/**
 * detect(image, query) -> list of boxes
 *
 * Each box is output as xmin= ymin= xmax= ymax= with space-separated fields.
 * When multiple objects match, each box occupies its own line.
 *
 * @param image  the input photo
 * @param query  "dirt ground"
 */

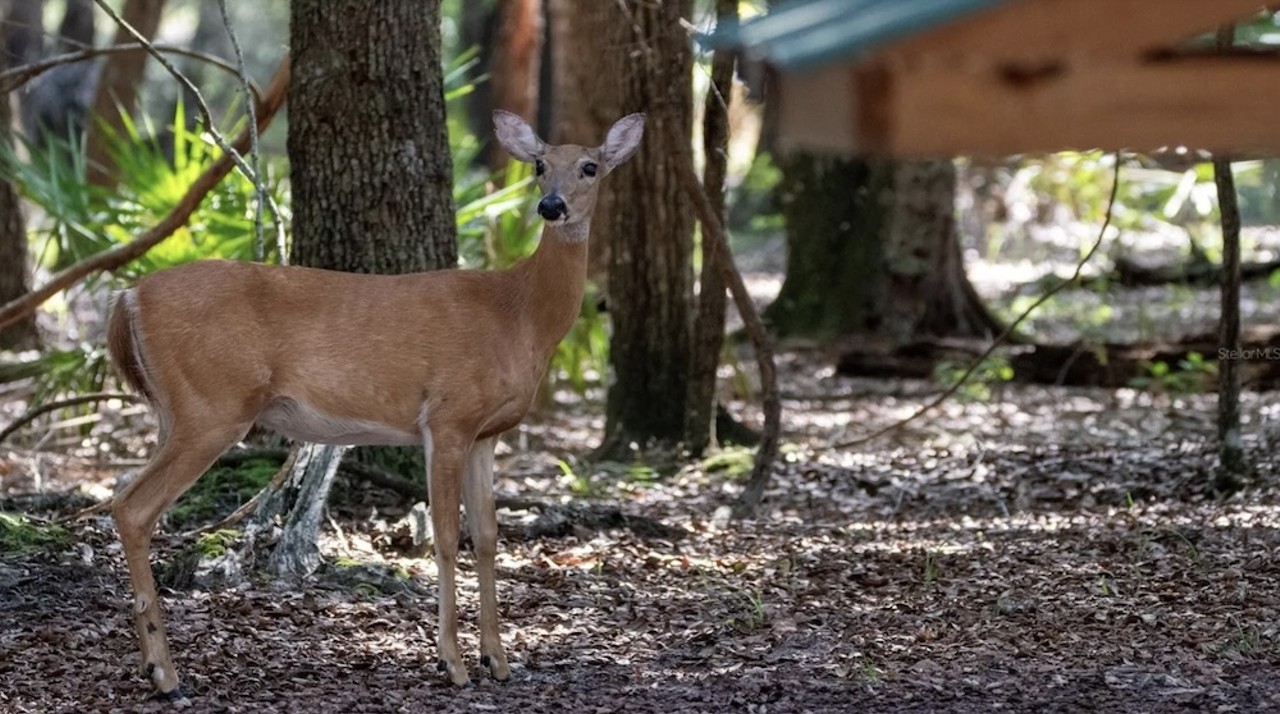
xmin=2 ymin=353 xmax=1279 ymax=713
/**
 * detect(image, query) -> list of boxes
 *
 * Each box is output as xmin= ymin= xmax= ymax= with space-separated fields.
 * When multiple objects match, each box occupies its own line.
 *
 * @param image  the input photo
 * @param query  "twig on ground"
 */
xmin=828 ymin=153 xmax=1124 ymax=450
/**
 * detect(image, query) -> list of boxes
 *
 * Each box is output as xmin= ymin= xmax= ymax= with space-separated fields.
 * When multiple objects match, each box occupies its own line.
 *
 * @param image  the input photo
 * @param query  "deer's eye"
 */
xmin=535 ymin=159 xmax=546 ymax=176
xmin=582 ymin=162 xmax=598 ymax=177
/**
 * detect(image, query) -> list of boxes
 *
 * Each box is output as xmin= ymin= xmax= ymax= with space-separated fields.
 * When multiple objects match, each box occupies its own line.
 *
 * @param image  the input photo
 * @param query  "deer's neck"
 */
xmin=518 ymin=219 xmax=591 ymax=359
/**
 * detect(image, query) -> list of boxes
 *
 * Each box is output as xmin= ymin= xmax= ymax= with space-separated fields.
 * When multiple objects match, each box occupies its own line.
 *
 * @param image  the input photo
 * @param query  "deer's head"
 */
xmin=493 ymin=111 xmax=645 ymax=231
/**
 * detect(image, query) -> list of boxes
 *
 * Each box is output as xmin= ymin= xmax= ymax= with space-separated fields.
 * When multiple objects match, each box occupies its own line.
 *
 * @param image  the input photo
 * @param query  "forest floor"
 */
xmin=2 ymin=352 xmax=1279 ymax=713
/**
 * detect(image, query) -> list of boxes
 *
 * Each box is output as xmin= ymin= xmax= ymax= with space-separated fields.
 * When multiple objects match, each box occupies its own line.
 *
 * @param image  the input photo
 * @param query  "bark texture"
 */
xmin=289 ymin=0 xmax=456 ymax=273
xmin=547 ymin=0 xmax=612 ymax=287
xmin=84 ymin=0 xmax=166 ymax=187
xmin=1 ymin=16 xmax=39 ymax=350
xmin=588 ymin=0 xmax=696 ymax=458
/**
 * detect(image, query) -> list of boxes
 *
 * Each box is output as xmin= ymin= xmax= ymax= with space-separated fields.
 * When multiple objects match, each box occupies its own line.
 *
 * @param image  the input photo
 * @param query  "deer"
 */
xmin=105 ymin=110 xmax=645 ymax=699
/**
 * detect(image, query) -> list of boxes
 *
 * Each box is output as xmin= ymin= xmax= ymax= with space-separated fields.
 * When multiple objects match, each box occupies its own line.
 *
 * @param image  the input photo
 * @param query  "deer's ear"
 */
xmin=600 ymin=113 xmax=645 ymax=171
xmin=493 ymin=110 xmax=545 ymax=163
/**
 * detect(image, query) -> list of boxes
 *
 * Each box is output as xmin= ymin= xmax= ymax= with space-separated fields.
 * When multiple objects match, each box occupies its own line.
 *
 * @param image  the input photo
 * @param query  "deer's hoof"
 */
xmin=480 ymin=653 xmax=510 ymax=681
xmin=436 ymin=658 xmax=471 ymax=687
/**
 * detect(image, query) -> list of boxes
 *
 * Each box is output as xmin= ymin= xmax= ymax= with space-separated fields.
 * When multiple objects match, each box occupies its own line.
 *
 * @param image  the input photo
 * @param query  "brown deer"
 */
xmin=106 ymin=110 xmax=644 ymax=698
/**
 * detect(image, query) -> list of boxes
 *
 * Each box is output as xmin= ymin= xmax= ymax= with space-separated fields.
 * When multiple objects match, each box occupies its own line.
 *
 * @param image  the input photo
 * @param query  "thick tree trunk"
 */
xmin=84 ymin=0 xmax=166 ymax=187
xmin=685 ymin=0 xmax=736 ymax=457
xmin=766 ymin=156 xmax=998 ymax=344
xmin=289 ymin=0 xmax=455 ymax=273
xmin=765 ymin=154 xmax=894 ymax=340
xmin=887 ymin=160 xmax=1001 ymax=340
xmin=1 ymin=19 xmax=39 ymax=351
xmin=590 ymin=0 xmax=696 ymax=459
xmin=251 ymin=0 xmax=456 ymax=579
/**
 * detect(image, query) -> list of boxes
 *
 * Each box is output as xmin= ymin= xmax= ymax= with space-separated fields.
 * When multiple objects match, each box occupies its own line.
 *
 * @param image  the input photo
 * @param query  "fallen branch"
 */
xmin=0 ymin=392 xmax=141 ymax=445
xmin=829 ymin=154 xmax=1123 ymax=450
xmin=0 ymin=56 xmax=290 ymax=334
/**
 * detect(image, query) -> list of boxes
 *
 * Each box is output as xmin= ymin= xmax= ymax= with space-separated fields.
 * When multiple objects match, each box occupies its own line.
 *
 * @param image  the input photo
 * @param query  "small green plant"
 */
xmin=726 ymin=588 xmax=767 ymax=633
xmin=933 ymin=356 xmax=1014 ymax=402
xmin=0 ymin=513 xmax=72 ymax=556
xmin=1130 ymin=351 xmax=1217 ymax=394
xmin=699 ymin=447 xmax=756 ymax=479
xmin=922 ymin=550 xmax=941 ymax=587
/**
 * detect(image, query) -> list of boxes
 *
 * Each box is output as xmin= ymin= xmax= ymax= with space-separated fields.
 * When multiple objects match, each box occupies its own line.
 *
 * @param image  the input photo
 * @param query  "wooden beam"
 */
xmin=887 ymin=0 xmax=1274 ymax=65
xmin=870 ymin=56 xmax=1280 ymax=156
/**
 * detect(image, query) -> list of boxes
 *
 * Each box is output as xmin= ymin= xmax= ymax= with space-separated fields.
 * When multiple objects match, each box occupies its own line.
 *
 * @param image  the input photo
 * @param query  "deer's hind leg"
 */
xmin=112 ymin=408 xmax=254 ymax=698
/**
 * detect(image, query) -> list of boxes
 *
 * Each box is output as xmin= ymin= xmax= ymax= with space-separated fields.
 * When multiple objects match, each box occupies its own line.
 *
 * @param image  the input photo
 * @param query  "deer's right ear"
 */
xmin=493 ymin=110 xmax=545 ymax=164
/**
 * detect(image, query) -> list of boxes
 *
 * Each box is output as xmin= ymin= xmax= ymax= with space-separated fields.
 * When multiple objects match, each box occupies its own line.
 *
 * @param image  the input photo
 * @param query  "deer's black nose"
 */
xmin=537 ymin=194 xmax=567 ymax=221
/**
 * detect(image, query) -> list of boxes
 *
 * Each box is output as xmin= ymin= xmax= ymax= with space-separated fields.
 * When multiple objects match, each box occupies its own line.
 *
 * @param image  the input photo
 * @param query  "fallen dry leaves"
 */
xmin=2 ymin=358 xmax=1278 ymax=713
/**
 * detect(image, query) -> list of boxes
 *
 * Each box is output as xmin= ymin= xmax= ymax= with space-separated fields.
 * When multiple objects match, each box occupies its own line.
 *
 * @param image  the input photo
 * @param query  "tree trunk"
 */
xmin=3 ymin=1 xmax=43 ymax=69
xmin=547 ymin=0 xmax=613 ymax=289
xmin=1 ymin=17 xmax=39 ymax=351
xmin=251 ymin=0 xmax=456 ymax=579
xmin=766 ymin=156 xmax=999 ymax=344
xmin=765 ymin=154 xmax=894 ymax=340
xmin=19 ymin=0 xmax=96 ymax=150
xmin=56 ymin=0 xmax=95 ymax=51
xmin=84 ymin=0 xmax=166 ymax=188
xmin=685 ymin=0 xmax=736 ymax=456
xmin=289 ymin=0 xmax=455 ymax=273
xmin=588 ymin=0 xmax=696 ymax=459
xmin=466 ymin=0 xmax=543 ymax=173
xmin=886 ymin=160 xmax=1001 ymax=340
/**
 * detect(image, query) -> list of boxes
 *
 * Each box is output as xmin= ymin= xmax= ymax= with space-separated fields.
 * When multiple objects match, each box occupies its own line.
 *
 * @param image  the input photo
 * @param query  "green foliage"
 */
xmin=1129 ymin=351 xmax=1217 ymax=395
xmin=0 ymin=513 xmax=72 ymax=557
xmin=699 ymin=447 xmax=756 ymax=478
xmin=5 ymin=101 xmax=285 ymax=283
xmin=933 ymin=356 xmax=1014 ymax=402
xmin=727 ymin=151 xmax=784 ymax=235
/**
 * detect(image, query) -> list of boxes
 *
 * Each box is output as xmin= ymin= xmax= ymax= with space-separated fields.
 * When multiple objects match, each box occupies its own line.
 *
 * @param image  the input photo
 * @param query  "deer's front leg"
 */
xmin=426 ymin=427 xmax=469 ymax=686
xmin=463 ymin=437 xmax=509 ymax=680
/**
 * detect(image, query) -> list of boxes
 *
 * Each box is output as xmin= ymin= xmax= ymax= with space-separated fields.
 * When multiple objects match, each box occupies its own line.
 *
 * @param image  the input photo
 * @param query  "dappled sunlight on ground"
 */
xmin=2 ymin=349 xmax=1279 ymax=712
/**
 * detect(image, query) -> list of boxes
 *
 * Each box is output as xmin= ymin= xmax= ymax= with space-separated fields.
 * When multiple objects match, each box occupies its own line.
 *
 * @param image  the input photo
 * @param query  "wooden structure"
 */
xmin=715 ymin=0 xmax=1280 ymax=155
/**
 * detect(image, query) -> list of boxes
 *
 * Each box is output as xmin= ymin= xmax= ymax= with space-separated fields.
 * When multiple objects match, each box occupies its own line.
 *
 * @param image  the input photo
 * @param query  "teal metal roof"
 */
xmin=711 ymin=0 xmax=1009 ymax=71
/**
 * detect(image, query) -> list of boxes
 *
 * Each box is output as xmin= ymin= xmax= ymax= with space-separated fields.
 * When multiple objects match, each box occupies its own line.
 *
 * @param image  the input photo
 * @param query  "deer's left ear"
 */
xmin=600 ymin=113 xmax=645 ymax=171
xmin=493 ymin=110 xmax=546 ymax=163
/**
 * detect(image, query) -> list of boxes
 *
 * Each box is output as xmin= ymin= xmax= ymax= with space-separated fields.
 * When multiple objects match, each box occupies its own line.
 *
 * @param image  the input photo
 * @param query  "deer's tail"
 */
xmin=107 ymin=290 xmax=153 ymax=403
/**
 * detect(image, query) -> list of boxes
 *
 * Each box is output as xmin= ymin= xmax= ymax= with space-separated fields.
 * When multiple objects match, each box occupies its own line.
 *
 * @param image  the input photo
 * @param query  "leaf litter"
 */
xmin=1 ymin=353 xmax=1279 ymax=713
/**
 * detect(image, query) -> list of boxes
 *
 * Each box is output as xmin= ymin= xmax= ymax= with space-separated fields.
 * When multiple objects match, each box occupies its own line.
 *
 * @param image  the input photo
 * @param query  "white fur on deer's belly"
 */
xmin=256 ymin=397 xmax=419 ymax=446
